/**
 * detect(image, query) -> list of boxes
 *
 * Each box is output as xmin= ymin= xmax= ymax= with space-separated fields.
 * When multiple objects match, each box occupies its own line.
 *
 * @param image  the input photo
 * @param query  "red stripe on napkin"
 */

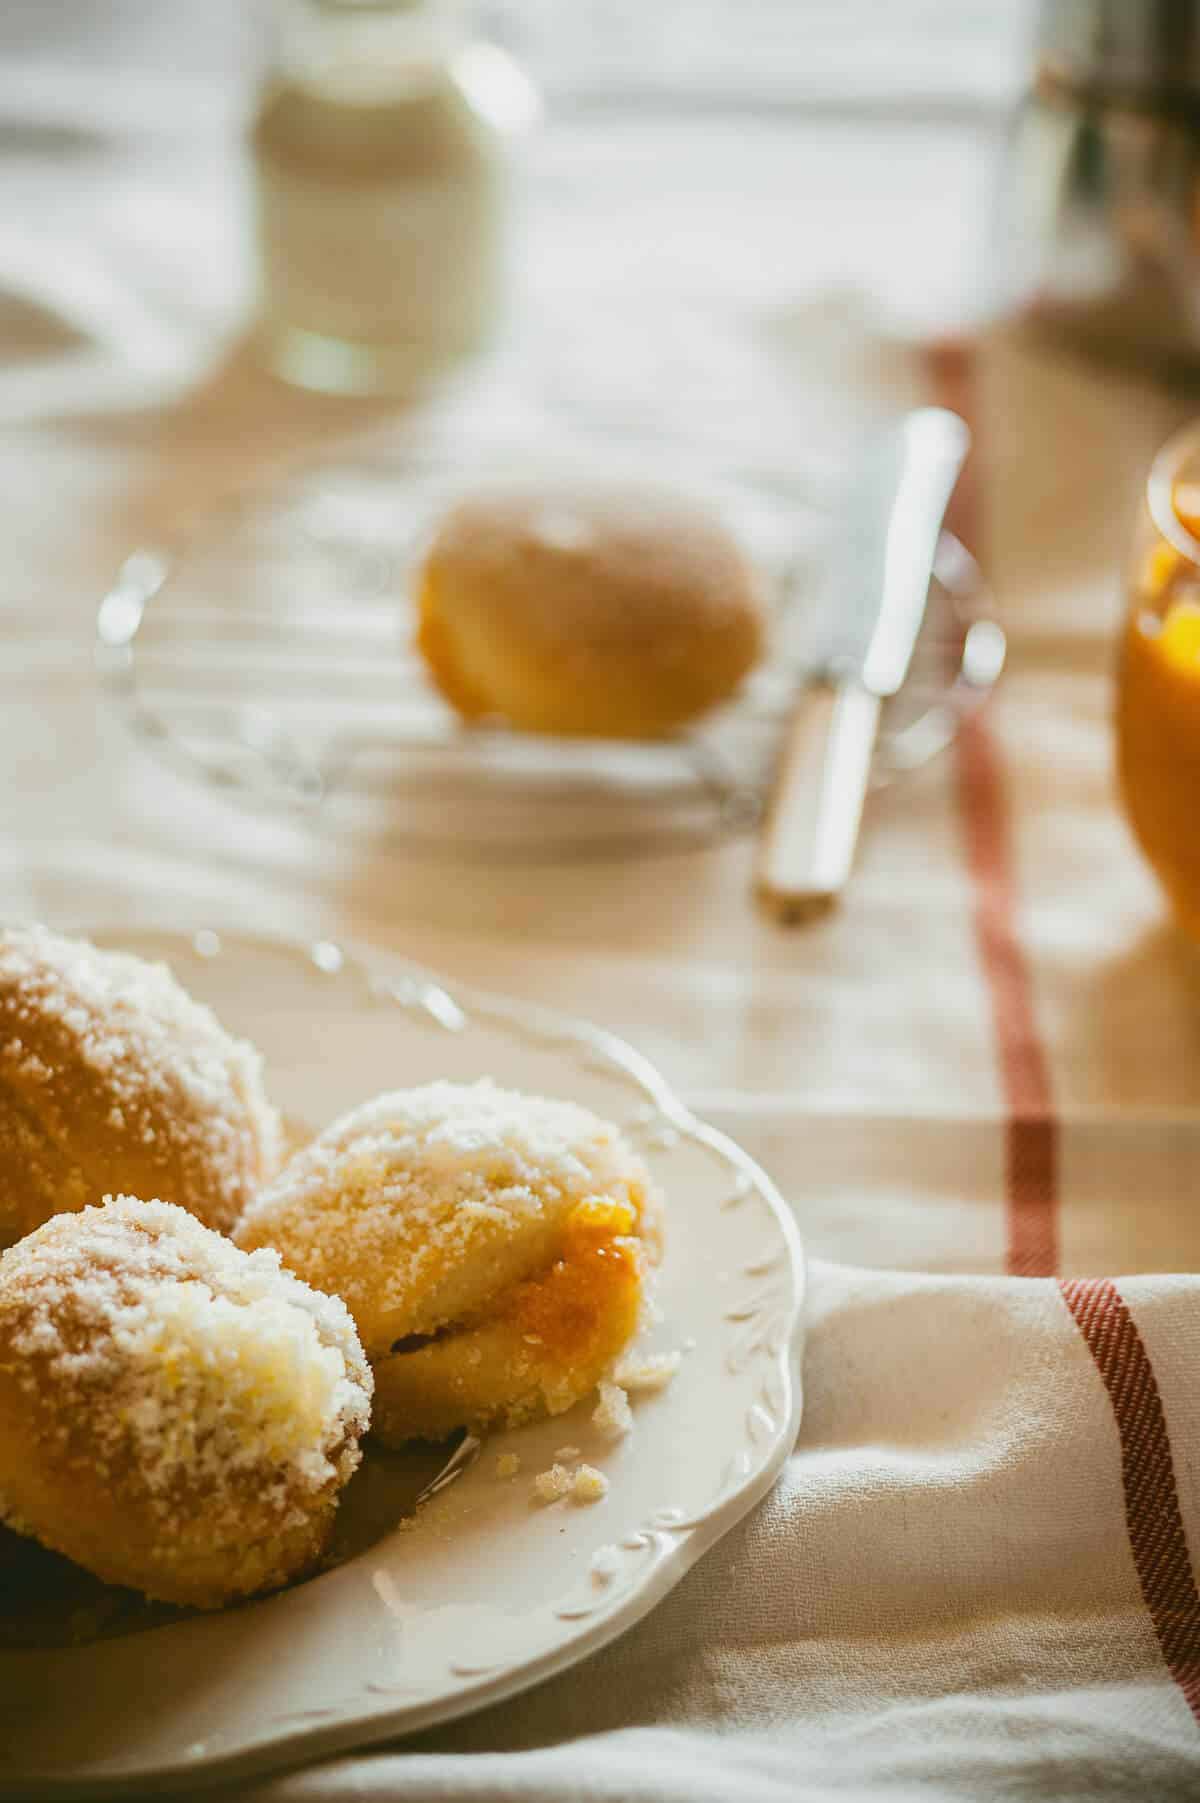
xmin=924 ymin=338 xmax=1059 ymax=1277
xmin=1060 ymin=1277 xmax=1200 ymax=1721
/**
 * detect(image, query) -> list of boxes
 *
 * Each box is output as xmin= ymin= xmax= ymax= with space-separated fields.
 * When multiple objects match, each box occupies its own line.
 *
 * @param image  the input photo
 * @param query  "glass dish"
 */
xmin=96 ymin=424 xmax=1004 ymax=863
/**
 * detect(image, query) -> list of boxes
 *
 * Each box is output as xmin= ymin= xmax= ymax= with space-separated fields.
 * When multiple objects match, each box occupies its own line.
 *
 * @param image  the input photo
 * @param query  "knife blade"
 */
xmin=755 ymin=406 xmax=970 ymax=923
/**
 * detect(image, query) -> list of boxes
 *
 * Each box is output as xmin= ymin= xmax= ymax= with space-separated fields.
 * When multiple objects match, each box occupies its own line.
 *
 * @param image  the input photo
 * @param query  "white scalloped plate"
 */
xmin=0 ymin=929 xmax=804 ymax=1799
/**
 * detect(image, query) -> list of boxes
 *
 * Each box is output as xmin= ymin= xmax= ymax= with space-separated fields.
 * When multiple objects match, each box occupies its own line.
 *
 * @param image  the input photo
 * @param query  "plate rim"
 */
xmin=1 ymin=924 xmax=806 ymax=1800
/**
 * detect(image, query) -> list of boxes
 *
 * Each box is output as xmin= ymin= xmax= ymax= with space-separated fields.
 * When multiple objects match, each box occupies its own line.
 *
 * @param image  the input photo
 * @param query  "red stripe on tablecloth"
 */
xmin=955 ymin=714 xmax=1058 ymax=1276
xmin=924 ymin=339 xmax=1059 ymax=1277
xmin=1061 ymin=1277 xmax=1200 ymax=1721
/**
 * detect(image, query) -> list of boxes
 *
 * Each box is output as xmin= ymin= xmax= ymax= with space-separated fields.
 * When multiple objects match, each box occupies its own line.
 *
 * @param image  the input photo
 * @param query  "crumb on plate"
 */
xmin=592 ymin=1380 xmax=633 ymax=1437
xmin=532 ymin=1461 xmax=609 ymax=1506
xmin=614 ymin=1350 xmax=681 ymax=1394
xmin=571 ymin=1464 xmax=608 ymax=1503
xmin=533 ymin=1463 xmax=573 ymax=1504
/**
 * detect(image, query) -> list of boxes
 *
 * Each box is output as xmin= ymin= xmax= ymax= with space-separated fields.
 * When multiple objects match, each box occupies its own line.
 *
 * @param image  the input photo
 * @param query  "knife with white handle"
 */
xmin=755 ymin=406 xmax=970 ymax=923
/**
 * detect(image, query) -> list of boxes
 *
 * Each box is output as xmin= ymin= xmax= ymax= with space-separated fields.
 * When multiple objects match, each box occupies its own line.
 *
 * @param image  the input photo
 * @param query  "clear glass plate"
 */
xmin=96 ymin=423 xmax=1004 ymax=862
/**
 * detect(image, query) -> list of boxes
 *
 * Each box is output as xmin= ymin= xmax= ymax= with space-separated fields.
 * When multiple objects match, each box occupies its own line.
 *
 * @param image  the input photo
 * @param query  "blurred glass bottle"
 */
xmin=251 ymin=0 xmax=536 ymax=396
xmin=994 ymin=0 xmax=1200 ymax=374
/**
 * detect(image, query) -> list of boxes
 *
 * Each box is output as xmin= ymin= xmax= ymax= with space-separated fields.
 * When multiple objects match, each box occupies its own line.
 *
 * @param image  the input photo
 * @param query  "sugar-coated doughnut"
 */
xmin=235 ymin=1079 xmax=662 ymax=1442
xmin=0 ymin=1196 xmax=372 ymax=1608
xmin=415 ymin=483 xmax=766 ymax=738
xmin=0 ymin=925 xmax=282 ymax=1248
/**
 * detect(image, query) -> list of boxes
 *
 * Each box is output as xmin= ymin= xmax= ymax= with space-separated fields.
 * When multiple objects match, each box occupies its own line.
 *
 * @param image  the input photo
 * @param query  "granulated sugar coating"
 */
xmin=237 ymin=1080 xmax=663 ymax=1443
xmin=0 ymin=1196 xmax=371 ymax=1609
xmin=236 ymin=1079 xmax=661 ymax=1358
xmin=0 ymin=925 xmax=282 ymax=1247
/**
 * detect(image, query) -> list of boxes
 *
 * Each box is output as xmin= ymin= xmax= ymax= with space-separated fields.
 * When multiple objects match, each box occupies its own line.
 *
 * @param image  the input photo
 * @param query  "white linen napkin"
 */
xmin=193 ymin=1256 xmax=1200 ymax=1803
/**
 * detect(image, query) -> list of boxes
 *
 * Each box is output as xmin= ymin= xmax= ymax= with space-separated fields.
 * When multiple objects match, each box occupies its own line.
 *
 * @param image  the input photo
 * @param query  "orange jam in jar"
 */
xmin=1116 ymin=429 xmax=1200 ymax=937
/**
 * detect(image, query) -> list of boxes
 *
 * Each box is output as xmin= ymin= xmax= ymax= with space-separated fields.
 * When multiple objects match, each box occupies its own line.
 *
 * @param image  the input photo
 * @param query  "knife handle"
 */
xmin=755 ymin=680 xmax=882 ymax=923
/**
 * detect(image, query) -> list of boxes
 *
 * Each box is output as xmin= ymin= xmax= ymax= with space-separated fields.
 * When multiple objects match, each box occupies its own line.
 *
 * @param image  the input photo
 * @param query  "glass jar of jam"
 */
xmin=1116 ymin=421 xmax=1200 ymax=936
